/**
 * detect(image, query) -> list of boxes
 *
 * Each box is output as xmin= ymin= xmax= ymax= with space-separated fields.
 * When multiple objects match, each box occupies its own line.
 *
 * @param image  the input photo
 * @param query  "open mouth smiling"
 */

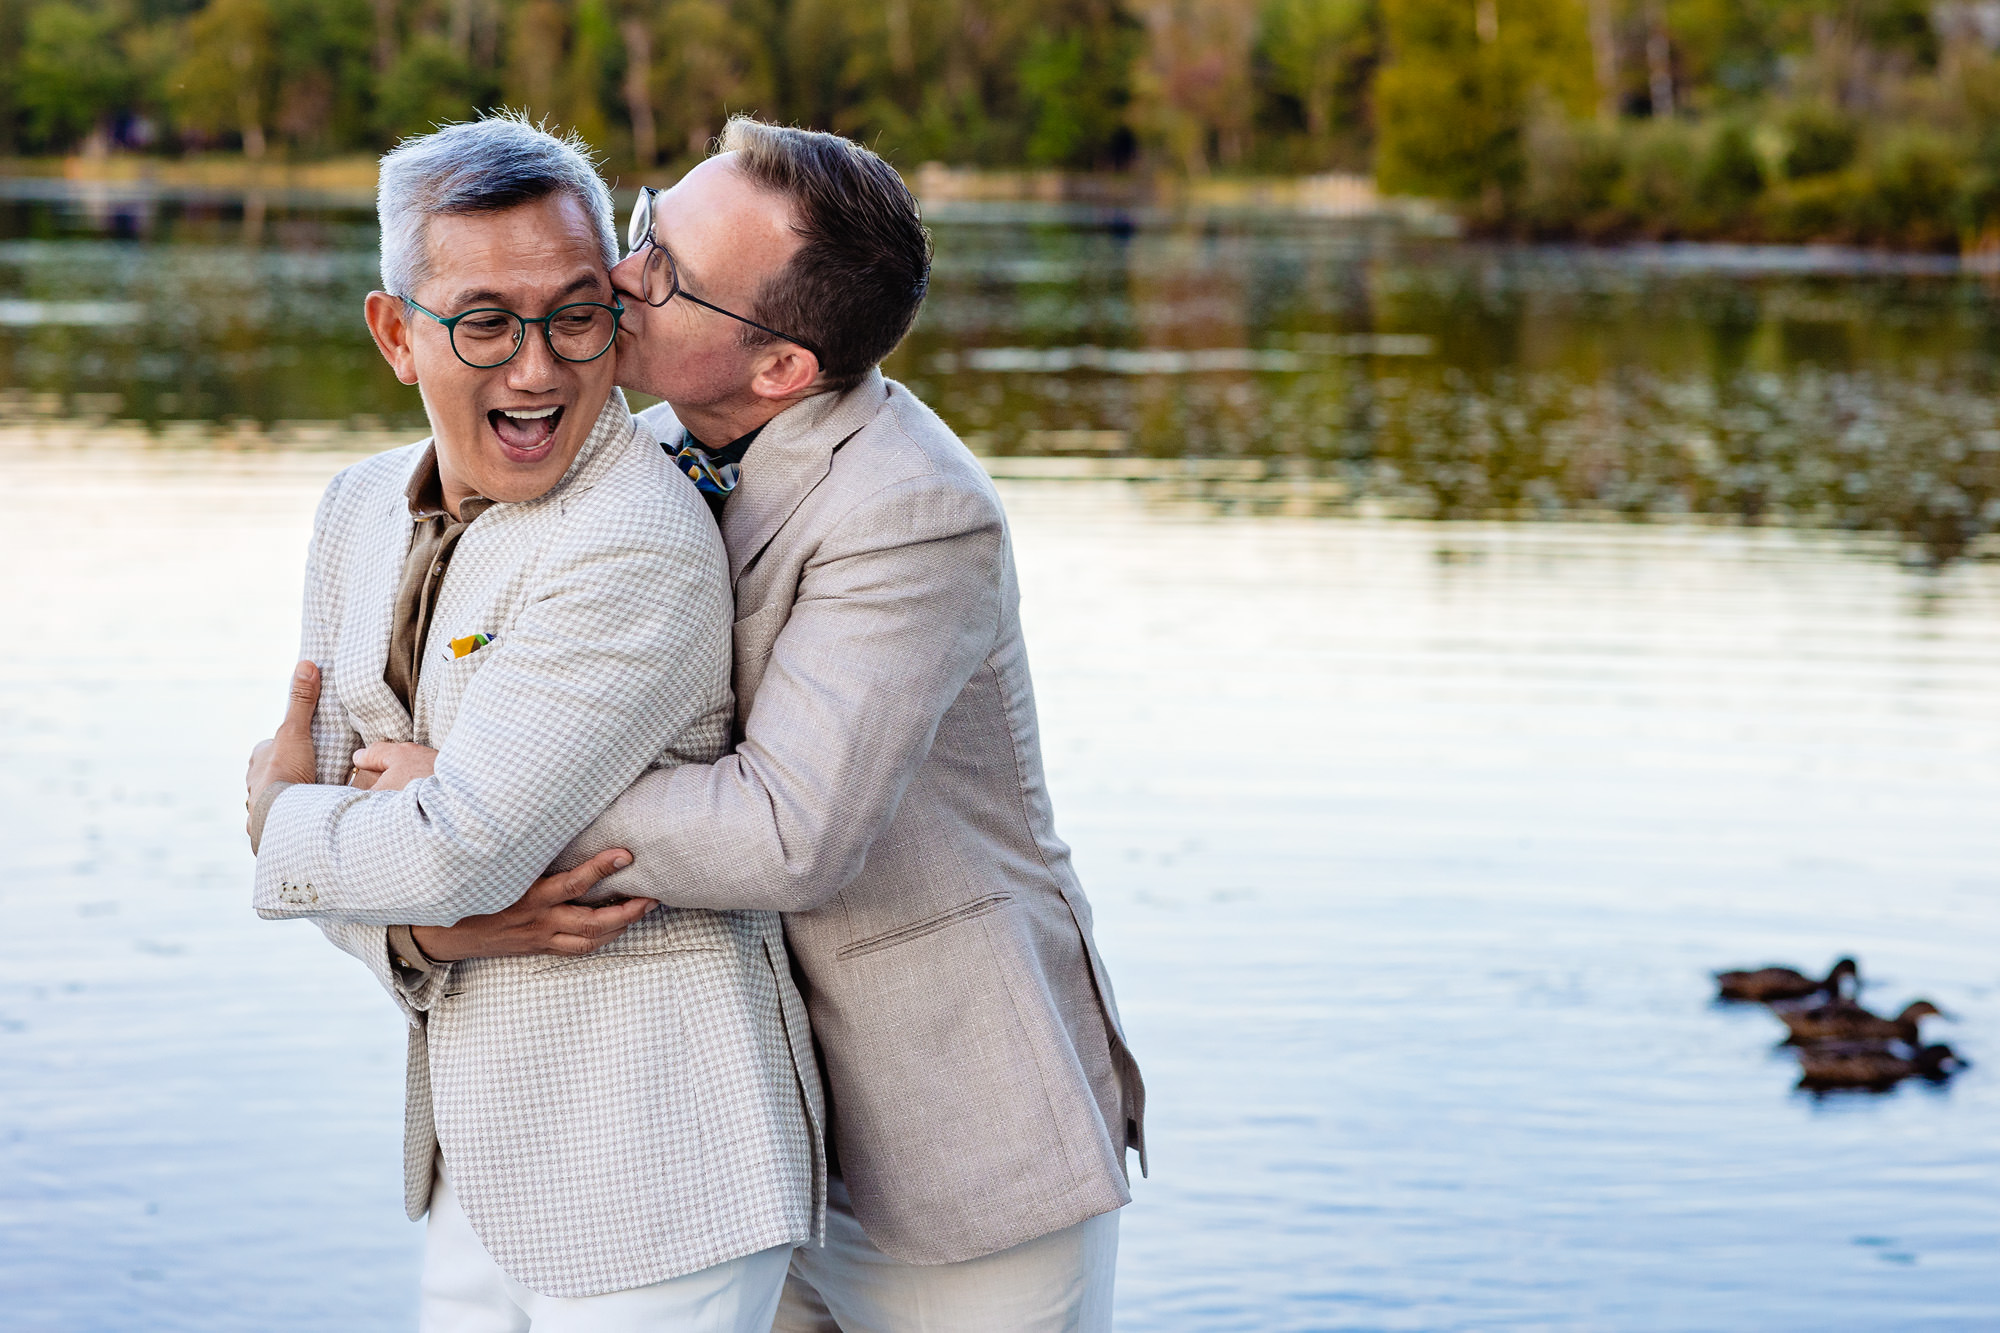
xmin=489 ymin=404 xmax=565 ymax=457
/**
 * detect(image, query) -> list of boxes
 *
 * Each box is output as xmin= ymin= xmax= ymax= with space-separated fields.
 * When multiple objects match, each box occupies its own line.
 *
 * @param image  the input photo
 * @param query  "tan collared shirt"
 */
xmin=382 ymin=447 xmax=492 ymax=974
xmin=251 ymin=444 xmax=490 ymax=977
xmin=385 ymin=444 xmax=494 ymax=714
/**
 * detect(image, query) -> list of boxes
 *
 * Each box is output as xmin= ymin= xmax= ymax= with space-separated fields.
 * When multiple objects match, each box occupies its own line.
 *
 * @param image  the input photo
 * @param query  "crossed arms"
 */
xmin=251 ymin=466 xmax=734 ymax=932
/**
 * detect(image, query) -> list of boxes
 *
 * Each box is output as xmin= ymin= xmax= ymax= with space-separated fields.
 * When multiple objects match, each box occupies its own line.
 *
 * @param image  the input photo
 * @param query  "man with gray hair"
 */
xmin=243 ymin=112 xmax=822 ymax=1330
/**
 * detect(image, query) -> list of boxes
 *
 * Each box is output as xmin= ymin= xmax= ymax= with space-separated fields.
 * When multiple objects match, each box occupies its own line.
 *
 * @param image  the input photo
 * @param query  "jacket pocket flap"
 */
xmin=836 ymin=893 xmax=1013 ymax=960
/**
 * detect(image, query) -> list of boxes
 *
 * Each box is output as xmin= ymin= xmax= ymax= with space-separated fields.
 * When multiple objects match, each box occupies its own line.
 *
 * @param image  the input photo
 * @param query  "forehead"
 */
xmin=656 ymin=156 xmax=798 ymax=277
xmin=418 ymin=194 xmax=608 ymax=304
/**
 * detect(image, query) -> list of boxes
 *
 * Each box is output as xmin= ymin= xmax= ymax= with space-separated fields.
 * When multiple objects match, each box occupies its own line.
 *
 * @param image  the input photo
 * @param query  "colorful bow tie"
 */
xmin=672 ymin=439 xmax=740 ymax=500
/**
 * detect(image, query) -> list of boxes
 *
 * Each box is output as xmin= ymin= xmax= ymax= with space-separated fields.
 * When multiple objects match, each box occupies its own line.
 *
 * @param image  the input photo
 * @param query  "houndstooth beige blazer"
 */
xmin=252 ymin=394 xmax=823 ymax=1298
xmin=556 ymin=372 xmax=1146 ymax=1266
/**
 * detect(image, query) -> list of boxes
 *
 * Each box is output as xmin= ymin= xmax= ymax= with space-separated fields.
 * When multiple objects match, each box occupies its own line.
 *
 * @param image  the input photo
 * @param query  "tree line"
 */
xmin=0 ymin=0 xmax=1995 ymax=246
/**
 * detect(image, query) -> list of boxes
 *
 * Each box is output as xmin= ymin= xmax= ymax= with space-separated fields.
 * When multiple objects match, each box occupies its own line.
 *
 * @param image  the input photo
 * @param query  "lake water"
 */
xmin=2 ymin=186 xmax=1999 ymax=1330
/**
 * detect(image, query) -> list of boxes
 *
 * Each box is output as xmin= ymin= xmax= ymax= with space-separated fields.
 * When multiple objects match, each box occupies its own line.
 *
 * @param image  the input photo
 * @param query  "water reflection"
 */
xmin=4 ymin=186 xmax=2000 ymax=558
xmin=3 ymin=445 xmax=1997 ymax=1329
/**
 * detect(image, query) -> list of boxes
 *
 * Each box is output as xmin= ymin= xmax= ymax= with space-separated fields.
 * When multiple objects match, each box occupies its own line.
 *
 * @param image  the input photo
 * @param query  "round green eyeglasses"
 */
xmin=401 ymin=296 xmax=625 ymax=369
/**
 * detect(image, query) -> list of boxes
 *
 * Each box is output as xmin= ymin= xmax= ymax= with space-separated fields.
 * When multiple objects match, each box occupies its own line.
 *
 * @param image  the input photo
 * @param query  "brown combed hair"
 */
xmin=719 ymin=117 xmax=933 ymax=393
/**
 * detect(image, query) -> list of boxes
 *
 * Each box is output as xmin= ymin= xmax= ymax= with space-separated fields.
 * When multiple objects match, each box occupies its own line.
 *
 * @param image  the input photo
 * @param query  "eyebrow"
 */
xmin=444 ymin=272 xmax=607 ymax=310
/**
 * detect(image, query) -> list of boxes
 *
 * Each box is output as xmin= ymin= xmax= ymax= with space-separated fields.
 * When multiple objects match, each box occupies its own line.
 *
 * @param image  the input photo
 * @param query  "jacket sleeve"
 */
xmin=251 ymin=495 xmax=734 ymax=926
xmin=257 ymin=471 xmax=442 ymax=1013
xmin=553 ymin=469 xmax=1005 ymax=913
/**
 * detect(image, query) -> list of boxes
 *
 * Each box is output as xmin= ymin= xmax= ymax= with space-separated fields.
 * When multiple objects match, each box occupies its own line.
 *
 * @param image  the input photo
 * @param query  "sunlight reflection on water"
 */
xmin=1 ymin=444 xmax=1998 ymax=1330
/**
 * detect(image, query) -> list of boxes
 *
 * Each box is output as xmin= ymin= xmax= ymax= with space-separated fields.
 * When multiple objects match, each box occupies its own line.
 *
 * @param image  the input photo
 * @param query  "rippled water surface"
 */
xmin=3 ymin=189 xmax=2000 ymax=1329
xmin=3 ymin=446 xmax=1998 ymax=1330
xmin=3 ymin=186 xmax=1999 ymax=556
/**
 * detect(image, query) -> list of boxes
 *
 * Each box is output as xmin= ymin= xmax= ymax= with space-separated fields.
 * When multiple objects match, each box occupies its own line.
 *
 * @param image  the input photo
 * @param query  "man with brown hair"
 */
xmin=342 ymin=116 xmax=1146 ymax=1331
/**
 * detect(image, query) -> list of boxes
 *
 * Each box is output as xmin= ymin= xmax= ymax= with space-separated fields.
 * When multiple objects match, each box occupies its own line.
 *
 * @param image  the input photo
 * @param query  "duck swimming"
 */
xmin=1782 ymin=999 xmax=1944 ymax=1045
xmin=1795 ymin=1041 xmax=1965 ymax=1091
xmin=1715 ymin=956 xmax=1859 ymax=1004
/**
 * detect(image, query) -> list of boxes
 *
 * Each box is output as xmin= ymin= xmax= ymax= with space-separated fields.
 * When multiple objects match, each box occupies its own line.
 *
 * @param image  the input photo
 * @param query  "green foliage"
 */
xmin=1258 ymin=0 xmax=1373 ymax=166
xmin=1522 ymin=113 xmax=1623 ymax=231
xmin=375 ymin=36 xmax=499 ymax=142
xmin=1781 ymin=102 xmax=1858 ymax=179
xmin=1696 ymin=120 xmax=1763 ymax=214
xmin=1664 ymin=0 xmax=1782 ymax=105
xmin=1610 ymin=118 xmax=1699 ymax=227
xmin=1021 ymin=16 xmax=1140 ymax=168
xmin=1484 ymin=1 xmax=2000 ymax=249
xmin=169 ymin=0 xmax=275 ymax=153
xmin=1375 ymin=0 xmax=1594 ymax=206
xmin=19 ymin=1 xmax=133 ymax=149
xmin=1861 ymin=130 xmax=1961 ymax=248
xmin=0 ymin=0 xmax=1993 ymax=255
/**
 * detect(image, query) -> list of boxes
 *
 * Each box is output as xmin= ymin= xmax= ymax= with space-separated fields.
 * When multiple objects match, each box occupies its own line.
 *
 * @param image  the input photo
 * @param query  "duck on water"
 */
xmin=1714 ymin=957 xmax=1859 ymax=1004
xmin=1782 ymin=999 xmax=1947 ymax=1046
xmin=1796 ymin=1042 xmax=1967 ymax=1092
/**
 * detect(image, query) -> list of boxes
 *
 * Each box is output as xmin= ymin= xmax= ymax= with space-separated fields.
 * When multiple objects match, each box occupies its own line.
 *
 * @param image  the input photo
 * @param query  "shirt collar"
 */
xmin=403 ymin=441 xmax=492 ymax=523
xmin=682 ymin=424 xmax=765 ymax=467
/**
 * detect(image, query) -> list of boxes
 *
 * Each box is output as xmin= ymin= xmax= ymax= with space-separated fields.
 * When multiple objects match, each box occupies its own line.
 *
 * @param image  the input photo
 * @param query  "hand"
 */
xmin=409 ymin=849 xmax=653 ymax=961
xmin=352 ymin=741 xmax=439 ymax=792
xmin=246 ymin=660 xmax=321 ymax=835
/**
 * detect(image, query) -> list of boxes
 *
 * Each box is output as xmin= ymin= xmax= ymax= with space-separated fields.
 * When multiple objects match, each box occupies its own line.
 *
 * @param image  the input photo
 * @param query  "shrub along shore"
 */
xmin=1507 ymin=105 xmax=2000 ymax=253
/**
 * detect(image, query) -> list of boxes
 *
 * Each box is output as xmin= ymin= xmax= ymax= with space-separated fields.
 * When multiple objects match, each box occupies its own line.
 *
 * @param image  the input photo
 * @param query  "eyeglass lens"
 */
xmin=627 ymin=189 xmax=677 ymax=308
xmin=451 ymin=306 xmax=618 ymax=368
xmin=640 ymin=245 xmax=675 ymax=306
xmin=625 ymin=188 xmax=652 ymax=255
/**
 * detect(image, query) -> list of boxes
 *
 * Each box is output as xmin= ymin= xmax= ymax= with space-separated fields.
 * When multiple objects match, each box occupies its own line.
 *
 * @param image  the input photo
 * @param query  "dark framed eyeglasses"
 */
xmin=401 ymin=296 xmax=625 ymax=369
xmin=626 ymin=186 xmax=823 ymax=361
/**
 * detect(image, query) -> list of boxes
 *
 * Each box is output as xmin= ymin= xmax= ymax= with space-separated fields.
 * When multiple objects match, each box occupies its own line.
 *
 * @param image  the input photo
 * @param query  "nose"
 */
xmin=609 ymin=251 xmax=646 ymax=301
xmin=504 ymin=321 xmax=563 ymax=391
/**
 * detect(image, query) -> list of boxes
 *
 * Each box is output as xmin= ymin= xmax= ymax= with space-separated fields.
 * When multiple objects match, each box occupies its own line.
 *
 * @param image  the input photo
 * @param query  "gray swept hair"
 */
xmin=377 ymin=110 xmax=619 ymax=300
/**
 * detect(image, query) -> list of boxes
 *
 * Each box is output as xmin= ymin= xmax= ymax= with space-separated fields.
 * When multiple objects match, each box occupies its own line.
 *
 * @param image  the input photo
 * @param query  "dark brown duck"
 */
xmin=1796 ymin=1041 xmax=1964 ymax=1091
xmin=1714 ymin=956 xmax=1858 ymax=1004
xmin=1782 ymin=999 xmax=1944 ymax=1045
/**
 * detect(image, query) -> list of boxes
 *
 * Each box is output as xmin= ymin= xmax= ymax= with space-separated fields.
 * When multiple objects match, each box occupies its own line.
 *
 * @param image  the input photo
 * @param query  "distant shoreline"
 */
xmin=5 ymin=156 xmax=1992 ymax=260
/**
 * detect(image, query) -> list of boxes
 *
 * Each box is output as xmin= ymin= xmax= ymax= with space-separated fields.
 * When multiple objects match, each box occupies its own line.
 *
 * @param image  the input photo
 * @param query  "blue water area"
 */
xmin=2 ymin=444 xmax=1997 ymax=1330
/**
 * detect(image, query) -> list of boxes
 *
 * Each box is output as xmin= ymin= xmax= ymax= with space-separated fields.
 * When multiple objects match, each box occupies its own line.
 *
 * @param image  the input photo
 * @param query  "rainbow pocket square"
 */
xmin=448 ymin=632 xmax=493 ymax=659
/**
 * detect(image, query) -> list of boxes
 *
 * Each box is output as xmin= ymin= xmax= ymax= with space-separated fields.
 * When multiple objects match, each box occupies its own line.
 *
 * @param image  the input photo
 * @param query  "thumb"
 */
xmin=277 ymin=660 xmax=320 ymax=738
xmin=539 ymin=848 xmax=634 ymax=902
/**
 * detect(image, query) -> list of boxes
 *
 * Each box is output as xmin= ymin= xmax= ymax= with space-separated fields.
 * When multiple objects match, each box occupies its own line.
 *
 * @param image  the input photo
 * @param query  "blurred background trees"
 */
xmin=0 ymin=0 xmax=1994 ymax=247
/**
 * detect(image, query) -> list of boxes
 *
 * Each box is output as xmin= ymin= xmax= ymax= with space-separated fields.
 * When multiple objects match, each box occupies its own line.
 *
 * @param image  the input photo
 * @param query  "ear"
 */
xmin=748 ymin=343 xmax=822 ymax=402
xmin=364 ymin=291 xmax=420 ymax=386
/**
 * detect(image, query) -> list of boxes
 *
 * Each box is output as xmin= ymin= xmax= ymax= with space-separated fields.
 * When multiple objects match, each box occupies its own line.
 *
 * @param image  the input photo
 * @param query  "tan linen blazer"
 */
xmin=559 ymin=372 xmax=1146 ymax=1265
xmin=252 ymin=396 xmax=824 ymax=1297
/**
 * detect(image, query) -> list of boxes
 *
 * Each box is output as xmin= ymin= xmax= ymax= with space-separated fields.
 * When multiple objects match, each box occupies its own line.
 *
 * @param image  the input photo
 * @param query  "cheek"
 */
xmin=644 ymin=313 xmax=736 ymax=383
xmin=670 ymin=342 xmax=749 ymax=396
xmin=415 ymin=367 xmax=489 ymax=454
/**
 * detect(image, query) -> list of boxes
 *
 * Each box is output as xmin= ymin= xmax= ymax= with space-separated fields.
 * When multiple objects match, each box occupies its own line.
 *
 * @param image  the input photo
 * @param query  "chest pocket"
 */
xmin=416 ymin=640 xmax=492 ymax=746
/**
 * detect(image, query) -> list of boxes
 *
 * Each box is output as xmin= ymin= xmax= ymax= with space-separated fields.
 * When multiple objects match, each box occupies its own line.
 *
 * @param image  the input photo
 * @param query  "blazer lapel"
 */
xmin=719 ymin=371 xmax=888 ymax=585
xmin=332 ymin=448 xmax=424 ymax=746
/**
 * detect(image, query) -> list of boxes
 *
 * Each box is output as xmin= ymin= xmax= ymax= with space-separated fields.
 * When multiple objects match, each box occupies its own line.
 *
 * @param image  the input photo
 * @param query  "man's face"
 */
xmin=609 ymin=154 xmax=802 ymax=410
xmin=380 ymin=194 xmax=618 ymax=505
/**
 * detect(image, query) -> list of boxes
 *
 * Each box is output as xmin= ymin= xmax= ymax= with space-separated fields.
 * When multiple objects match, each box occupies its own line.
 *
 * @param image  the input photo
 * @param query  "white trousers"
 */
xmin=773 ymin=1179 xmax=1120 ymax=1333
xmin=419 ymin=1169 xmax=792 ymax=1333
